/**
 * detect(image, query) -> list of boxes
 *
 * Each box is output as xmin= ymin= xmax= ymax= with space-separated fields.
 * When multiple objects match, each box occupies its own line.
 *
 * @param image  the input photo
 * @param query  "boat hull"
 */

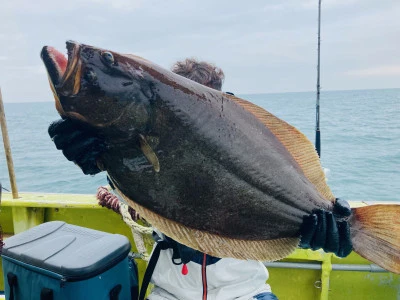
xmin=1 ymin=192 xmax=399 ymax=300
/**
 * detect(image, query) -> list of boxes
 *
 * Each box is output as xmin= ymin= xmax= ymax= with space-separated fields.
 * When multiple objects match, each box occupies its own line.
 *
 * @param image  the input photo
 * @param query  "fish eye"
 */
xmin=102 ymin=51 xmax=114 ymax=65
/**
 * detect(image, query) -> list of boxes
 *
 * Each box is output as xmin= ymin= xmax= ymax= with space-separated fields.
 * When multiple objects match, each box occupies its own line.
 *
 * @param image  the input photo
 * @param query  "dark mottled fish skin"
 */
xmin=42 ymin=42 xmax=331 ymax=241
xmin=104 ymin=85 xmax=332 ymax=240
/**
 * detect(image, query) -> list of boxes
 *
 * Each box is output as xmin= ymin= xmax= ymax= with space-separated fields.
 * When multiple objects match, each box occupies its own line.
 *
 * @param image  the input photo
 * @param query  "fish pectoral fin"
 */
xmin=139 ymin=134 xmax=160 ymax=172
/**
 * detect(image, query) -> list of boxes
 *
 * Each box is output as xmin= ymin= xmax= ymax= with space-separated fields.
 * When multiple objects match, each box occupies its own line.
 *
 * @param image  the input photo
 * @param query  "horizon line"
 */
xmin=3 ymin=87 xmax=400 ymax=104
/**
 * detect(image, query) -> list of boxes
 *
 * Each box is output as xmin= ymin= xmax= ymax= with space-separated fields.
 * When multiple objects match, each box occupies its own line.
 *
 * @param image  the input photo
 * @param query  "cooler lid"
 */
xmin=2 ymin=221 xmax=131 ymax=279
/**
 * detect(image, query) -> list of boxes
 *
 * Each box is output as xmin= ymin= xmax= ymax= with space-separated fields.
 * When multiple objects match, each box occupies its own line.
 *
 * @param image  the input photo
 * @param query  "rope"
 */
xmin=120 ymin=203 xmax=152 ymax=261
xmin=96 ymin=186 xmax=153 ymax=260
xmin=97 ymin=186 xmax=121 ymax=214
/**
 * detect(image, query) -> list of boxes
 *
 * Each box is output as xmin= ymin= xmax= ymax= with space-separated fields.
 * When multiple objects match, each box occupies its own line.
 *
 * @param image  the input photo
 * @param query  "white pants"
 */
xmin=147 ymin=246 xmax=272 ymax=300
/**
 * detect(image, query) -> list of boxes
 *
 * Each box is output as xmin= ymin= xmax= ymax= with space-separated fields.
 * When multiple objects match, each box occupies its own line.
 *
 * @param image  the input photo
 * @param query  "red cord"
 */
xmin=202 ymin=253 xmax=207 ymax=300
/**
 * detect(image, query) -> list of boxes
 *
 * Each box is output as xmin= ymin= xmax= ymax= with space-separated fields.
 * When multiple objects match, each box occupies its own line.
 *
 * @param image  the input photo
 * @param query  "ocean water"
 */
xmin=0 ymin=88 xmax=399 ymax=201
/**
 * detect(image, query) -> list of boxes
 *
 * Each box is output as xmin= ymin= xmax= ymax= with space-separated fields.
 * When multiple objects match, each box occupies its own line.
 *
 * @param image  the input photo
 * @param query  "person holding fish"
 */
xmin=47 ymin=54 xmax=358 ymax=300
xmin=42 ymin=43 xmax=400 ymax=283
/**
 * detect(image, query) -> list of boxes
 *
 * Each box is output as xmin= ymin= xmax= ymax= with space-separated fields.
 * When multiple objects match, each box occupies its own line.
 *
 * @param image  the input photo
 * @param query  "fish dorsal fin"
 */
xmin=227 ymin=94 xmax=335 ymax=202
xmin=139 ymin=134 xmax=160 ymax=172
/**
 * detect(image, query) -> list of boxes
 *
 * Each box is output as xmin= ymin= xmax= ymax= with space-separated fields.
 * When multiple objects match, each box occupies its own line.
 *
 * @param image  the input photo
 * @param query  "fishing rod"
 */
xmin=315 ymin=0 xmax=322 ymax=157
xmin=0 ymin=87 xmax=19 ymax=198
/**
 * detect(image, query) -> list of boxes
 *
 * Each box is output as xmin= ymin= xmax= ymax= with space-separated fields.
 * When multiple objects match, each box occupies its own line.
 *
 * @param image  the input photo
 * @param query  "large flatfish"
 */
xmin=41 ymin=41 xmax=400 ymax=273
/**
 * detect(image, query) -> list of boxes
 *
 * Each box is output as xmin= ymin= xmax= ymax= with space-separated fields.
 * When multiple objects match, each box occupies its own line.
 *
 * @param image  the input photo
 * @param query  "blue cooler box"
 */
xmin=2 ymin=221 xmax=134 ymax=300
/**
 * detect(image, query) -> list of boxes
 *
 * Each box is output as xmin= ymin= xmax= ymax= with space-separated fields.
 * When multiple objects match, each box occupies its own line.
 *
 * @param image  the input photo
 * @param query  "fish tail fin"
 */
xmin=351 ymin=205 xmax=400 ymax=274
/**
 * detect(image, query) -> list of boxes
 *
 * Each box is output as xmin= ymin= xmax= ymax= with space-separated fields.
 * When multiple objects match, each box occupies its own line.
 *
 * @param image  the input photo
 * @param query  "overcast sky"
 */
xmin=1 ymin=0 xmax=399 ymax=103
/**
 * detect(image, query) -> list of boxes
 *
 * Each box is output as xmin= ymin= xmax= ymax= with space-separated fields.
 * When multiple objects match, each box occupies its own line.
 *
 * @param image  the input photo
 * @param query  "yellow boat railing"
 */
xmin=1 ymin=192 xmax=400 ymax=299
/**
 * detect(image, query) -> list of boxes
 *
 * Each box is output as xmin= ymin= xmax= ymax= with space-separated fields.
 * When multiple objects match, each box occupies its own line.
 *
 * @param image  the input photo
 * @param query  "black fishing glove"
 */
xmin=48 ymin=118 xmax=107 ymax=175
xmin=299 ymin=198 xmax=353 ymax=258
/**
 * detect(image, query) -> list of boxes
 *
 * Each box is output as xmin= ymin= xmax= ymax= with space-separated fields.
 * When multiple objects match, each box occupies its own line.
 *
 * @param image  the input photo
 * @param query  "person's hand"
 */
xmin=299 ymin=198 xmax=353 ymax=257
xmin=48 ymin=118 xmax=107 ymax=175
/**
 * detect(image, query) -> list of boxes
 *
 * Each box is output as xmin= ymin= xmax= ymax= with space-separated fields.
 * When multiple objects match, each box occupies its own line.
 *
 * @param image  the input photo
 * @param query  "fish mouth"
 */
xmin=41 ymin=41 xmax=81 ymax=95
